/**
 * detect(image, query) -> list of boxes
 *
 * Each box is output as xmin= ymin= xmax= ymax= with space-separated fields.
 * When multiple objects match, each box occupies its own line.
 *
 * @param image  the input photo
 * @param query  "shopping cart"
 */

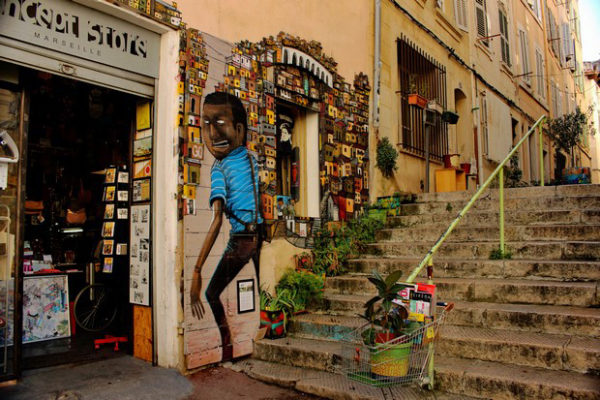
xmin=340 ymin=302 xmax=453 ymax=389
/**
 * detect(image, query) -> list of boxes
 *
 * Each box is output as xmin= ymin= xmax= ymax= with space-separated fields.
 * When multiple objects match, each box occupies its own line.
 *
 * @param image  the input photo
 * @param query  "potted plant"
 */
xmin=407 ymin=76 xmax=429 ymax=109
xmin=546 ymin=107 xmax=591 ymax=184
xmin=259 ymin=288 xmax=296 ymax=339
xmin=358 ymin=270 xmax=412 ymax=378
xmin=375 ymin=137 xmax=398 ymax=178
xmin=441 ymin=110 xmax=459 ymax=124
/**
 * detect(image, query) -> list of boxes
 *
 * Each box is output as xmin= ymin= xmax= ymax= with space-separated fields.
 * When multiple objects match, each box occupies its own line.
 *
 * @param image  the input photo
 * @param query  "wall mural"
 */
xmin=179 ymin=30 xmax=370 ymax=368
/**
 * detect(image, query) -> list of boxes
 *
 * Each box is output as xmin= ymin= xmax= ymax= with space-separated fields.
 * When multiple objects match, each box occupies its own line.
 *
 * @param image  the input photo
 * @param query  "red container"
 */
xmin=460 ymin=163 xmax=471 ymax=174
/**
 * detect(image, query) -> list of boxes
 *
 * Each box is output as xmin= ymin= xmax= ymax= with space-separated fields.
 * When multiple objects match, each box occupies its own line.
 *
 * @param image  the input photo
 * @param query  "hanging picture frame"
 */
xmin=132 ymin=179 xmax=151 ymax=202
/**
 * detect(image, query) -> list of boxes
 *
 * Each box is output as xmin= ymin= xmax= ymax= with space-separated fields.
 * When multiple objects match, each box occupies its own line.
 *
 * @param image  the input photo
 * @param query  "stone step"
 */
xmin=288 ymin=313 xmax=364 ymax=342
xmin=436 ymin=356 xmax=600 ymax=400
xmin=397 ymin=195 xmax=600 ymax=216
xmin=367 ymin=240 xmax=600 ymax=261
xmin=299 ymin=302 xmax=600 ymax=339
xmin=446 ymin=301 xmax=600 ymax=337
xmin=387 ymin=209 xmax=600 ymax=228
xmin=377 ymin=224 xmax=600 ymax=242
xmin=324 ymin=277 xmax=599 ymax=307
xmin=253 ymin=336 xmax=342 ymax=373
xmin=438 ymin=325 xmax=600 ymax=373
xmin=413 ymin=184 xmax=600 ymax=203
xmin=346 ymin=257 xmax=600 ymax=281
xmin=233 ymin=358 xmax=476 ymax=400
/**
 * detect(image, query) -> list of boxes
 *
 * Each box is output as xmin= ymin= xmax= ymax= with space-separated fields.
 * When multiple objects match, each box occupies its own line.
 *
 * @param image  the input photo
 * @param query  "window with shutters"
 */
xmin=481 ymin=94 xmax=489 ymax=156
xmin=475 ymin=0 xmax=489 ymax=46
xmin=519 ymin=28 xmax=531 ymax=85
xmin=499 ymin=9 xmax=510 ymax=66
xmin=551 ymin=81 xmax=558 ymax=117
xmin=528 ymin=0 xmax=542 ymax=21
xmin=561 ymin=23 xmax=575 ymax=69
xmin=535 ymin=49 xmax=545 ymax=99
xmin=454 ymin=0 xmax=468 ymax=31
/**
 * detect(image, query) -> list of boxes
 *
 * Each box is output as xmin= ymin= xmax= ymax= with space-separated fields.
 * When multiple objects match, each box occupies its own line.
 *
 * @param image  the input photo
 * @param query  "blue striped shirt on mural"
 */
xmin=209 ymin=146 xmax=263 ymax=233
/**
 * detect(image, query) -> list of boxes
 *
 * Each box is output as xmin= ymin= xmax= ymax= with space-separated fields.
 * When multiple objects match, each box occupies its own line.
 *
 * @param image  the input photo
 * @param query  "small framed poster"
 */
xmin=136 ymin=101 xmax=151 ymax=131
xmin=103 ymin=257 xmax=114 ymax=273
xmin=116 ymin=243 xmax=128 ymax=255
xmin=237 ymin=279 xmax=255 ymax=314
xmin=102 ymin=221 xmax=115 ymax=238
xmin=105 ymin=168 xmax=116 ymax=183
xmin=102 ymin=239 xmax=114 ymax=255
xmin=133 ymin=159 xmax=152 ymax=179
xmin=118 ymin=171 xmax=129 ymax=184
xmin=117 ymin=208 xmax=128 ymax=219
xmin=132 ymin=179 xmax=151 ymax=202
xmin=104 ymin=204 xmax=115 ymax=219
xmin=104 ymin=186 xmax=115 ymax=202
xmin=133 ymin=137 xmax=152 ymax=160
xmin=117 ymin=190 xmax=129 ymax=202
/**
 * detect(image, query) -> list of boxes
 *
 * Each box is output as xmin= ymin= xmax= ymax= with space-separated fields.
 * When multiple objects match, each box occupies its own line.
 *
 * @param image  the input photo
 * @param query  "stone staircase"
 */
xmin=234 ymin=184 xmax=600 ymax=399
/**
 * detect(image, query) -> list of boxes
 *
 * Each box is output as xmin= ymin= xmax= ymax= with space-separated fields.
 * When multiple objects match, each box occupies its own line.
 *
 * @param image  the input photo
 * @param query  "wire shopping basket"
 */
xmin=340 ymin=304 xmax=451 ymax=388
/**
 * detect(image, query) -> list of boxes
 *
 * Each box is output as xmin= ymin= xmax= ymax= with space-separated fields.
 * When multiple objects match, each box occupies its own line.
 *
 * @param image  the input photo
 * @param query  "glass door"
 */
xmin=0 ymin=79 xmax=25 ymax=381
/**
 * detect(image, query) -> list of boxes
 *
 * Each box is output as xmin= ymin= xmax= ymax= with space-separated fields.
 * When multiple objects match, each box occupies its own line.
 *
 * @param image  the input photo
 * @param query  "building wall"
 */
xmin=176 ymin=0 xmax=373 ymax=87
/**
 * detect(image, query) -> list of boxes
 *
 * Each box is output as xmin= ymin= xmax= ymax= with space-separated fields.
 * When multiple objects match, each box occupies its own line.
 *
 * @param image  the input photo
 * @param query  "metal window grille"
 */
xmin=397 ymin=37 xmax=448 ymax=163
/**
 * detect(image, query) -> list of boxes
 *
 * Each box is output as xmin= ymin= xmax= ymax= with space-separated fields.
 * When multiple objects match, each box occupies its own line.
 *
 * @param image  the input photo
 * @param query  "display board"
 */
xmin=129 ymin=204 xmax=150 ymax=305
xmin=22 ymin=275 xmax=70 ymax=343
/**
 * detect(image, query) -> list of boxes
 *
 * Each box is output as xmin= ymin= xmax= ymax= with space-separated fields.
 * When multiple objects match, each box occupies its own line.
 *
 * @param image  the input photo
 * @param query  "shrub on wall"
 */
xmin=376 ymin=137 xmax=398 ymax=178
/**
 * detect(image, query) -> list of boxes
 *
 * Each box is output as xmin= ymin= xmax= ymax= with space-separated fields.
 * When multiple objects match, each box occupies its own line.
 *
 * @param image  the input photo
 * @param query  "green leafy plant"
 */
xmin=311 ymin=214 xmax=384 ymax=276
xmin=276 ymin=269 xmax=324 ymax=311
xmin=376 ymin=137 xmax=398 ymax=178
xmin=358 ymin=270 xmax=408 ymax=346
xmin=546 ymin=107 xmax=588 ymax=167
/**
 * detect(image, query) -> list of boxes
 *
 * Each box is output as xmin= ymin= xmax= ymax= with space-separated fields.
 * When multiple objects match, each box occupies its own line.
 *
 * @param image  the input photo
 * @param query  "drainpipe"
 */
xmin=373 ymin=0 xmax=381 ymax=132
xmin=371 ymin=0 xmax=381 ymax=200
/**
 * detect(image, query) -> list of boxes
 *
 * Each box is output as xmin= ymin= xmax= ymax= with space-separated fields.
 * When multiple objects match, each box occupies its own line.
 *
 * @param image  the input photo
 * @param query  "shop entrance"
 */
xmin=20 ymin=69 xmax=138 ymax=369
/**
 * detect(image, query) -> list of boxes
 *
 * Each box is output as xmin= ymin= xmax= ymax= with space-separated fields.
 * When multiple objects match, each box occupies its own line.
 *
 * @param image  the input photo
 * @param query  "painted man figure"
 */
xmin=190 ymin=92 xmax=262 ymax=361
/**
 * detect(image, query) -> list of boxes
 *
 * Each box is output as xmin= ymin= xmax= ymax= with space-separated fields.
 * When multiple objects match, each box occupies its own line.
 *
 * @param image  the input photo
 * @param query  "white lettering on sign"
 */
xmin=0 ymin=0 xmax=160 ymax=77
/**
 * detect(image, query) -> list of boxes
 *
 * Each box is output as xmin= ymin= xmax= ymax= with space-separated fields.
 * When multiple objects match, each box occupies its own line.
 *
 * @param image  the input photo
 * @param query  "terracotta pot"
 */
xmin=407 ymin=94 xmax=428 ymax=109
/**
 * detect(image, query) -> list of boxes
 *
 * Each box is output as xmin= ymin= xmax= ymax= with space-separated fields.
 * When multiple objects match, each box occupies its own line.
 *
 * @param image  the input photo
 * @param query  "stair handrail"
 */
xmin=406 ymin=115 xmax=547 ymax=283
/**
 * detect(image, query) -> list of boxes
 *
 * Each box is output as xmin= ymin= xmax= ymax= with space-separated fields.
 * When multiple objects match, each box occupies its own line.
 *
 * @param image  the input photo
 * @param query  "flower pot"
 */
xmin=368 ymin=209 xmax=387 ymax=224
xmin=259 ymin=309 xmax=286 ymax=339
xmin=407 ymin=93 xmax=428 ymax=109
xmin=561 ymin=167 xmax=591 ymax=184
xmin=443 ymin=154 xmax=460 ymax=169
xmin=370 ymin=341 xmax=412 ymax=377
xmin=441 ymin=111 xmax=459 ymax=124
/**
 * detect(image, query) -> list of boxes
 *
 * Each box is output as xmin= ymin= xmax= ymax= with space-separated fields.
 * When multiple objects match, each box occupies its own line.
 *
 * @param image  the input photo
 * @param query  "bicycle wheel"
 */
xmin=74 ymin=284 xmax=118 ymax=332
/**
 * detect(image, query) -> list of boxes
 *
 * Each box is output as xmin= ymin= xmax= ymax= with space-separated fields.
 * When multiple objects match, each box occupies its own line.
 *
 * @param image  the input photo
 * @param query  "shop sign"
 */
xmin=0 ymin=0 xmax=160 ymax=77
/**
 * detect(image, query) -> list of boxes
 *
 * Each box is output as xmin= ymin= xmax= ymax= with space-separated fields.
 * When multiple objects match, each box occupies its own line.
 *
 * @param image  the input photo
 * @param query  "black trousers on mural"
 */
xmin=205 ymin=233 xmax=261 ymax=361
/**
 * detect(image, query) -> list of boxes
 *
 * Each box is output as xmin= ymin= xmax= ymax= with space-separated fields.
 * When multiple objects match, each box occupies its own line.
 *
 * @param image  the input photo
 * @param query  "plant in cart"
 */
xmin=358 ymin=270 xmax=413 ymax=378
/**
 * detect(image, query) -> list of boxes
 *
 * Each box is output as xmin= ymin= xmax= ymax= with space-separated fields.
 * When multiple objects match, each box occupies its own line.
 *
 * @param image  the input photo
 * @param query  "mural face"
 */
xmin=202 ymin=103 xmax=245 ymax=160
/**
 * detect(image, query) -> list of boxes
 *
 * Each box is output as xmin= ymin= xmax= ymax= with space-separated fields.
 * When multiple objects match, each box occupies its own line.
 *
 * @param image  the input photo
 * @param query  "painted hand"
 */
xmin=190 ymin=273 xmax=206 ymax=319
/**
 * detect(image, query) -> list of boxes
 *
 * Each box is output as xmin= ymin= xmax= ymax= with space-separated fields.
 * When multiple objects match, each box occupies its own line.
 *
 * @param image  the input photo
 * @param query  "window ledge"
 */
xmin=475 ymin=41 xmax=493 ymax=61
xmin=500 ymin=62 xmax=513 ymax=79
xmin=414 ymin=0 xmax=426 ymax=9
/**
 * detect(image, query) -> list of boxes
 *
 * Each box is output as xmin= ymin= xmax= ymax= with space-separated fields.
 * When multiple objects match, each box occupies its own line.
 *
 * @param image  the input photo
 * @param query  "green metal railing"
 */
xmin=406 ymin=115 xmax=546 ymax=284
xmin=403 ymin=115 xmax=546 ymax=390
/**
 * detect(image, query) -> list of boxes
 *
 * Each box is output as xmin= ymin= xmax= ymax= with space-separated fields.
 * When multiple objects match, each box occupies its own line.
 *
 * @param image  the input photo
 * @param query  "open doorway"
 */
xmin=20 ymin=69 xmax=138 ymax=369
